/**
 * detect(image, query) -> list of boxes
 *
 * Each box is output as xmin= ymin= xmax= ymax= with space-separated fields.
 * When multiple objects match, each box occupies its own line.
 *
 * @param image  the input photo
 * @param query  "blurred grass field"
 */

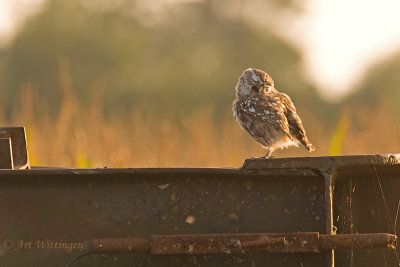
xmin=1 ymin=0 xmax=399 ymax=169
xmin=2 ymin=75 xmax=399 ymax=169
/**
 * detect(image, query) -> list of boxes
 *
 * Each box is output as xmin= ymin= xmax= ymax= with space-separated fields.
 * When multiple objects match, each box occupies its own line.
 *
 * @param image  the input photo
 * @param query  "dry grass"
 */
xmin=2 ymin=69 xmax=399 ymax=168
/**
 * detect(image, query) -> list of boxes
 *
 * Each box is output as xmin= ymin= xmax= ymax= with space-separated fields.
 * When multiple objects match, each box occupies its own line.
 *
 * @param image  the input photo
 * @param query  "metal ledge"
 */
xmin=242 ymin=154 xmax=400 ymax=171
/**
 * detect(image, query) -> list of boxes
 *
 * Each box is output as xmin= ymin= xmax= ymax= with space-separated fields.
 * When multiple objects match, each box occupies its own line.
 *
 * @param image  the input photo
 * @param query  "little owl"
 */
xmin=232 ymin=68 xmax=315 ymax=158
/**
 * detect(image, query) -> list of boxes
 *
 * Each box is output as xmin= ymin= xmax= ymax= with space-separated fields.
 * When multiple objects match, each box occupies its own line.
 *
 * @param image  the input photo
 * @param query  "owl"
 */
xmin=232 ymin=68 xmax=315 ymax=158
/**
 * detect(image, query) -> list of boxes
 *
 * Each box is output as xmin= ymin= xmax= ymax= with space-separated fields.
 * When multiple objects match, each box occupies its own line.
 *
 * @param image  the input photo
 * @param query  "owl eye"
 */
xmin=251 ymin=73 xmax=260 ymax=83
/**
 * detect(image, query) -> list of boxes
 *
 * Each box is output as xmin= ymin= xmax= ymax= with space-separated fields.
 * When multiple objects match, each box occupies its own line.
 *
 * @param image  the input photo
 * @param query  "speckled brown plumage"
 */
xmin=232 ymin=68 xmax=315 ymax=158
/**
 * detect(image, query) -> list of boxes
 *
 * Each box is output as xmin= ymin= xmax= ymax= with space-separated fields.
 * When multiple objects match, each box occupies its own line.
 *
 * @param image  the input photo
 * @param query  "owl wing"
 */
xmin=279 ymin=93 xmax=314 ymax=150
xmin=240 ymin=97 xmax=293 ymax=140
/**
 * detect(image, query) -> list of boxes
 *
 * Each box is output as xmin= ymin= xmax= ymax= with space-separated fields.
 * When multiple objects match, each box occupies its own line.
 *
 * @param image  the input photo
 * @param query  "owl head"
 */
xmin=235 ymin=68 xmax=274 ymax=97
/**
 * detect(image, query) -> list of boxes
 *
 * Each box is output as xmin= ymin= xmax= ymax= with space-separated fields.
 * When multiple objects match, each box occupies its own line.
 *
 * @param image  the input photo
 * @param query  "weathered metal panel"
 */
xmin=0 ymin=138 xmax=13 ymax=169
xmin=0 ymin=127 xmax=29 ymax=169
xmin=334 ymin=164 xmax=400 ymax=266
xmin=0 ymin=154 xmax=399 ymax=266
xmin=0 ymin=168 xmax=326 ymax=266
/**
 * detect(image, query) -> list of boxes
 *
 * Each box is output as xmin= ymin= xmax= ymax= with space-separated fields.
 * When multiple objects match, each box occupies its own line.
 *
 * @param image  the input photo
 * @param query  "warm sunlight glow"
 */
xmin=0 ymin=1 xmax=15 ymax=39
xmin=0 ymin=0 xmax=45 ymax=46
xmin=300 ymin=0 xmax=400 ymax=100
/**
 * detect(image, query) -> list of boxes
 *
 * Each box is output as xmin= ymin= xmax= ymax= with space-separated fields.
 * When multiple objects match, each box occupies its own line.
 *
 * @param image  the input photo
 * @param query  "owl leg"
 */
xmin=262 ymin=148 xmax=275 ymax=158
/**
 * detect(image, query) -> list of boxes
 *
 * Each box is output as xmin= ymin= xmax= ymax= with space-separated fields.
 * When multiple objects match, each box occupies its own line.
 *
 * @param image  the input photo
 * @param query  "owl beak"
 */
xmin=259 ymin=83 xmax=265 ymax=92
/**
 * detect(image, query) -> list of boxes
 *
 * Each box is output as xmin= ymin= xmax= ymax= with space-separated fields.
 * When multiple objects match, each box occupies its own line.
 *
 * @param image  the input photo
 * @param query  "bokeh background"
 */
xmin=0 ymin=0 xmax=399 ymax=168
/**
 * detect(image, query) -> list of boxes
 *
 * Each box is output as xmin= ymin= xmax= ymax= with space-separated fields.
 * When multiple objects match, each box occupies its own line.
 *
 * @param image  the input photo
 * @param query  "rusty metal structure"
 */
xmin=0 ymin=127 xmax=399 ymax=266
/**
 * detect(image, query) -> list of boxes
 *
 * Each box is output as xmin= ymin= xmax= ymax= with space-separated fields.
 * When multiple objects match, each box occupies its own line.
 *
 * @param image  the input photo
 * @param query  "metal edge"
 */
xmin=241 ymin=154 xmax=400 ymax=171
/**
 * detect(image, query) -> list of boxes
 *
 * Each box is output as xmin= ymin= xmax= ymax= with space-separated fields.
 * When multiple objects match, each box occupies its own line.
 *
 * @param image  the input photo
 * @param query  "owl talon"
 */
xmin=260 ymin=155 xmax=275 ymax=159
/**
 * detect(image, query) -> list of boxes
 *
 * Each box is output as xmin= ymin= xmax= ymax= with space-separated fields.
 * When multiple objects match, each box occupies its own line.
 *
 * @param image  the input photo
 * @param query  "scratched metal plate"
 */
xmin=333 ymin=165 xmax=400 ymax=267
xmin=0 ymin=168 xmax=326 ymax=266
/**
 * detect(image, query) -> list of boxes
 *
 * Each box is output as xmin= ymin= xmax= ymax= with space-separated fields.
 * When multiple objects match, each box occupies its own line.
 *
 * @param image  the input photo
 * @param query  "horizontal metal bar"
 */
xmin=242 ymin=236 xmax=287 ymax=248
xmin=242 ymin=154 xmax=400 ymax=171
xmin=150 ymin=233 xmax=318 ymax=254
xmin=92 ymin=238 xmax=150 ymax=253
xmin=90 ymin=232 xmax=396 ymax=254
xmin=319 ymin=233 xmax=397 ymax=250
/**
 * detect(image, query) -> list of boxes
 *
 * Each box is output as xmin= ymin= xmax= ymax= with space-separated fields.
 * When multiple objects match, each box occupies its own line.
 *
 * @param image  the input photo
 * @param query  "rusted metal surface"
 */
xmin=150 ymin=233 xmax=318 ymax=254
xmin=92 ymin=238 xmax=150 ymax=253
xmin=319 ymin=233 xmax=397 ymax=250
xmin=0 ymin=127 xmax=29 ymax=169
xmin=333 ymin=161 xmax=400 ymax=266
xmin=90 ymin=233 xmax=396 ymax=255
xmin=0 ymin=165 xmax=327 ymax=266
xmin=242 ymin=154 xmax=400 ymax=172
xmin=242 ymin=236 xmax=286 ymax=249
xmin=0 ymin=154 xmax=399 ymax=266
xmin=244 ymin=154 xmax=400 ymax=267
xmin=0 ymin=138 xmax=13 ymax=169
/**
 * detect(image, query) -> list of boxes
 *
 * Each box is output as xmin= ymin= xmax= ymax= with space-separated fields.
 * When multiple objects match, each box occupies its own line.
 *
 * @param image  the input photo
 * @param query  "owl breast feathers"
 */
xmin=233 ymin=68 xmax=315 ymax=158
